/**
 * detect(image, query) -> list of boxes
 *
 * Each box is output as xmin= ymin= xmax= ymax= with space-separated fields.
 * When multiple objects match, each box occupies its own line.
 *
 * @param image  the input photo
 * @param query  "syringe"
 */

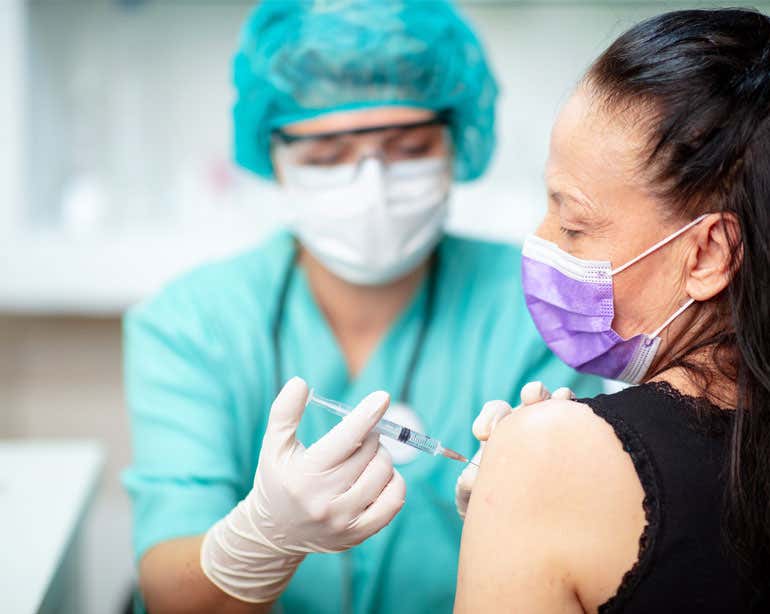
xmin=307 ymin=390 xmax=476 ymax=465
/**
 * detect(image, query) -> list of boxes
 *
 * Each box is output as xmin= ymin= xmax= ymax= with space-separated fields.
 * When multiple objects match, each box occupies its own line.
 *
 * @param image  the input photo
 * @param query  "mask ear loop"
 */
xmin=610 ymin=214 xmax=707 ymax=344
xmin=648 ymin=297 xmax=696 ymax=340
xmin=611 ymin=214 xmax=708 ymax=276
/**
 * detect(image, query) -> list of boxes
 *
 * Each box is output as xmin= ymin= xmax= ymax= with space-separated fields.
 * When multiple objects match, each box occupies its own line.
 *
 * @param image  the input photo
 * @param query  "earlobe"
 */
xmin=685 ymin=213 xmax=740 ymax=302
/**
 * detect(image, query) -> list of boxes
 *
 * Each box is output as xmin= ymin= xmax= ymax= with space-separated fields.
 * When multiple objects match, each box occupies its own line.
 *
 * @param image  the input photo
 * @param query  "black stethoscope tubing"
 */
xmin=268 ymin=245 xmax=438 ymax=613
xmin=271 ymin=246 xmax=439 ymax=406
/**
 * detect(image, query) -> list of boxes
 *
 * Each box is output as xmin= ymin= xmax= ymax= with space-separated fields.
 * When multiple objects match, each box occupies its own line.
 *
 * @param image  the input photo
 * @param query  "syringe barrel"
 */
xmin=307 ymin=391 xmax=351 ymax=419
xmin=308 ymin=391 xmax=441 ymax=456
xmin=373 ymin=419 xmax=440 ymax=455
xmin=371 ymin=417 xmax=404 ymax=440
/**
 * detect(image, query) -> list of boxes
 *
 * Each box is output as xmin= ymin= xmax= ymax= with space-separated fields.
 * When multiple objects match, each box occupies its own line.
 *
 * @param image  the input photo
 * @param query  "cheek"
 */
xmin=610 ymin=256 xmax=684 ymax=336
xmin=611 ymin=269 xmax=648 ymax=334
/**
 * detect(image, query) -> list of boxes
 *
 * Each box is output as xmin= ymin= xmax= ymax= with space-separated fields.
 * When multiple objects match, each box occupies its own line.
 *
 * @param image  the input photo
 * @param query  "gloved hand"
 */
xmin=454 ymin=382 xmax=575 ymax=519
xmin=201 ymin=377 xmax=406 ymax=603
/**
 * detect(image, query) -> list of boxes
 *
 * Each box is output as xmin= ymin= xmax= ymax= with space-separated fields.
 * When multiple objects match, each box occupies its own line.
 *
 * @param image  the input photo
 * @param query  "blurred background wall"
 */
xmin=2 ymin=1 xmax=767 ymax=612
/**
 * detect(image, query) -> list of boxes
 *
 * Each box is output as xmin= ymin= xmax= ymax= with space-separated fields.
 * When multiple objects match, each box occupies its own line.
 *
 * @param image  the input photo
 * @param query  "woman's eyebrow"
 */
xmin=549 ymin=188 xmax=598 ymax=215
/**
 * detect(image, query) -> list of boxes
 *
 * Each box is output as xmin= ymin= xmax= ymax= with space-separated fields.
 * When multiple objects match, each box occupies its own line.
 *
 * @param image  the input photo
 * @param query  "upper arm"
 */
xmin=455 ymin=399 xmax=646 ymax=613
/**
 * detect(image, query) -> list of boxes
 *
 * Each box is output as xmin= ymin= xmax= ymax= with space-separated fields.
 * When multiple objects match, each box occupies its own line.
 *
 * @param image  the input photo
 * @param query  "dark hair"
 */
xmin=586 ymin=7 xmax=770 ymax=603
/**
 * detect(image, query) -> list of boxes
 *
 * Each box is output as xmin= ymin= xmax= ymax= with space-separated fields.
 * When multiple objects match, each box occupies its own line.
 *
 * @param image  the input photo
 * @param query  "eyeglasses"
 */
xmin=272 ymin=115 xmax=451 ymax=188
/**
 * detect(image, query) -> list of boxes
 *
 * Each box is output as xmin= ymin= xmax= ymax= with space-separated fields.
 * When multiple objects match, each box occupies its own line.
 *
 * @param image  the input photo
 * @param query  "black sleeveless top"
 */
xmin=580 ymin=382 xmax=755 ymax=613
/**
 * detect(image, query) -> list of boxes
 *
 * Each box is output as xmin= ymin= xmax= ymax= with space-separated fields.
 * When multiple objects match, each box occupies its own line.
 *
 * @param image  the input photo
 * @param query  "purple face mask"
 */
xmin=521 ymin=215 xmax=706 ymax=384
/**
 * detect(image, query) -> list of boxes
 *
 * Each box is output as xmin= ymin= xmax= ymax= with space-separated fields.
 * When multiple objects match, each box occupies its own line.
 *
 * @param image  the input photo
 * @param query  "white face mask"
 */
xmin=282 ymin=157 xmax=451 ymax=285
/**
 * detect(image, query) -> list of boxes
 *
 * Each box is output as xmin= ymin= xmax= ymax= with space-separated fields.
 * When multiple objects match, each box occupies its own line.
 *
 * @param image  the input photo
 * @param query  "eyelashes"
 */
xmin=559 ymin=226 xmax=582 ymax=238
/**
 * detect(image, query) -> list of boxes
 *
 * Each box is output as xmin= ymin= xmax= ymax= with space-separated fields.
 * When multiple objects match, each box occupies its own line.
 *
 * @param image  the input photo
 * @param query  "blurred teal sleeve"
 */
xmin=122 ymin=286 xmax=241 ymax=562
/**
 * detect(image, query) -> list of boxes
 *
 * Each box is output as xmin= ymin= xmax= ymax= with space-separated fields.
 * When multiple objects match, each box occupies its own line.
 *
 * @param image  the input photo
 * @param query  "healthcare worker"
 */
xmin=122 ymin=2 xmax=602 ymax=613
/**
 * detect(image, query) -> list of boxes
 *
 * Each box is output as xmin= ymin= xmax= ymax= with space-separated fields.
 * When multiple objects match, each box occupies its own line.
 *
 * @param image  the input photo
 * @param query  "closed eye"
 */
xmin=559 ymin=227 xmax=582 ymax=238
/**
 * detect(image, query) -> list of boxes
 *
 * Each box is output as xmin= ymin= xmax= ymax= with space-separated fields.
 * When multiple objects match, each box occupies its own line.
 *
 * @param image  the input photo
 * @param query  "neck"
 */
xmin=648 ymin=302 xmax=738 ymax=409
xmin=299 ymin=246 xmax=431 ymax=375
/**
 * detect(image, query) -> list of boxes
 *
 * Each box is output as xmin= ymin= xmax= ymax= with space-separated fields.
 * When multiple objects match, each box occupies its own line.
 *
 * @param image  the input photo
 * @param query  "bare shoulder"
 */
xmin=486 ymin=398 xmax=621 ymax=482
xmin=474 ymin=398 xmax=638 ymax=544
xmin=456 ymin=399 xmax=646 ymax=613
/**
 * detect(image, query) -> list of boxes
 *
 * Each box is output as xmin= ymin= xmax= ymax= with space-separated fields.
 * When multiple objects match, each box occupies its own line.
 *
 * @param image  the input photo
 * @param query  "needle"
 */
xmin=439 ymin=446 xmax=478 ymax=467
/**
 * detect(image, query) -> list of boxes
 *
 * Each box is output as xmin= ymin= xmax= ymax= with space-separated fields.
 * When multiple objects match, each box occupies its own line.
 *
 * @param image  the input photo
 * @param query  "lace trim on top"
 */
xmin=645 ymin=381 xmax=735 ymax=436
xmin=587 ymin=395 xmax=662 ymax=614
xmin=644 ymin=380 xmax=728 ymax=411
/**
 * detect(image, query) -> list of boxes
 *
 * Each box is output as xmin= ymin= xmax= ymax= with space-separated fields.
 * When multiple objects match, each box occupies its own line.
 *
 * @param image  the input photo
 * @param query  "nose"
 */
xmin=534 ymin=215 xmax=559 ymax=242
xmin=352 ymin=155 xmax=387 ymax=183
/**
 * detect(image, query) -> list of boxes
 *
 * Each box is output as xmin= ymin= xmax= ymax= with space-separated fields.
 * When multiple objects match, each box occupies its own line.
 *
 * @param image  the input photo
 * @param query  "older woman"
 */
xmin=457 ymin=9 xmax=770 ymax=613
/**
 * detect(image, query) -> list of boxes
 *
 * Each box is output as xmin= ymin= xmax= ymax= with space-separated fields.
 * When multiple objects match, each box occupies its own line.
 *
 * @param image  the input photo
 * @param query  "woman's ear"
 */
xmin=685 ymin=212 xmax=741 ymax=302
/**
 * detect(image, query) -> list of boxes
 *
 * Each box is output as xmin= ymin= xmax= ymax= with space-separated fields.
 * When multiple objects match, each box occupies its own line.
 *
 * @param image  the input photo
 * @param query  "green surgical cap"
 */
xmin=233 ymin=0 xmax=499 ymax=181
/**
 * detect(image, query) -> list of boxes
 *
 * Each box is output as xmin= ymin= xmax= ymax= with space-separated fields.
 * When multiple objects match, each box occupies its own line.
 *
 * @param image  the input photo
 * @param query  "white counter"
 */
xmin=0 ymin=440 xmax=104 ymax=614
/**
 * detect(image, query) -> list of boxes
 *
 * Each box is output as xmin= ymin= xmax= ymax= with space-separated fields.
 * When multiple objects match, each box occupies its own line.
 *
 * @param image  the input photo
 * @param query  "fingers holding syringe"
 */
xmin=349 ymin=464 xmax=406 ymax=539
xmin=335 ymin=443 xmax=397 ymax=514
xmin=329 ymin=433 xmax=381 ymax=490
xmin=306 ymin=391 xmax=391 ymax=470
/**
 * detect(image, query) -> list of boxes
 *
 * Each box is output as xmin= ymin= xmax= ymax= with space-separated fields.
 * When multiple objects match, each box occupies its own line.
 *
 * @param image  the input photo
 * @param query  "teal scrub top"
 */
xmin=123 ymin=231 xmax=603 ymax=614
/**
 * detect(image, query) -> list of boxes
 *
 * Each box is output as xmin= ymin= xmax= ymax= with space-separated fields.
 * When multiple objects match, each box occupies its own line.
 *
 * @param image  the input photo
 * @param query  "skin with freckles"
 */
xmin=455 ymin=85 xmax=737 ymax=613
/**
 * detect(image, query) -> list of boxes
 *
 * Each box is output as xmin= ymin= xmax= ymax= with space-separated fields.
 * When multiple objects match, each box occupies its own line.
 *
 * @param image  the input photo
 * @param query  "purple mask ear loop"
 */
xmin=611 ymin=214 xmax=709 ymax=276
xmin=610 ymin=214 xmax=708 ymax=339
xmin=648 ymin=297 xmax=697 ymax=339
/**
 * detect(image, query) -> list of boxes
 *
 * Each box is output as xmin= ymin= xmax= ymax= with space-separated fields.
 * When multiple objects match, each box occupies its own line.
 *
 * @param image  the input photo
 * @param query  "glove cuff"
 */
xmin=200 ymin=499 xmax=306 ymax=603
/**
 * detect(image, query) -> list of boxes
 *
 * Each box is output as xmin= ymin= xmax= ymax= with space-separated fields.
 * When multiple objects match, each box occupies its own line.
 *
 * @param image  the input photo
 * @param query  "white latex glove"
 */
xmin=201 ymin=377 xmax=406 ymax=603
xmin=454 ymin=382 xmax=576 ymax=519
